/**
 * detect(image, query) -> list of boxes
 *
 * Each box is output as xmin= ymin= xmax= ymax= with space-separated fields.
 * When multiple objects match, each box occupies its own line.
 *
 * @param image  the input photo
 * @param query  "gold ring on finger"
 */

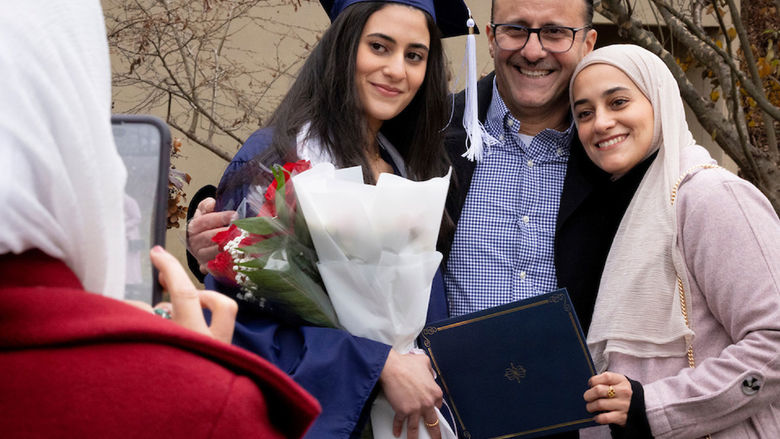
xmin=425 ymin=418 xmax=439 ymax=428
xmin=607 ymin=385 xmax=616 ymax=399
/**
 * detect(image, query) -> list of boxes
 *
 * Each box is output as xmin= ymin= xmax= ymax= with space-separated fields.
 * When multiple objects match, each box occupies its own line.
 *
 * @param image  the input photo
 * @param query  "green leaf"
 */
xmin=293 ymin=190 xmax=314 ymax=247
xmin=236 ymin=254 xmax=271 ymax=269
xmin=289 ymin=246 xmax=322 ymax=284
xmin=242 ymin=263 xmax=339 ymax=328
xmin=239 ymin=235 xmax=286 ymax=255
xmin=233 ymin=216 xmax=285 ymax=235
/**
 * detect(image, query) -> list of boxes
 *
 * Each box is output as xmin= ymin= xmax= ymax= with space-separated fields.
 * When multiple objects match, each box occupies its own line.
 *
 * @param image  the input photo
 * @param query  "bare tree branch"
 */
xmin=596 ymin=0 xmax=780 ymax=212
xmin=652 ymin=0 xmax=780 ymax=121
xmin=107 ymin=0 xmax=322 ymax=160
xmin=723 ymin=0 xmax=778 ymax=156
xmin=166 ymin=118 xmax=234 ymax=161
xmin=706 ymin=0 xmax=760 ymax=181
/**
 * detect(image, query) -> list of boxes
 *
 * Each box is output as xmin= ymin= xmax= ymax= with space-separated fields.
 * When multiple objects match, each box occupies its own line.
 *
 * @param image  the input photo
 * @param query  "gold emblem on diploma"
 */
xmin=504 ymin=362 xmax=527 ymax=383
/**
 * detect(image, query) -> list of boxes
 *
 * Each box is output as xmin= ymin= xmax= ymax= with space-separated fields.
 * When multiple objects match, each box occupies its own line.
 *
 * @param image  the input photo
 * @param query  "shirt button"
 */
xmin=742 ymin=376 xmax=762 ymax=396
xmin=519 ymin=271 xmax=527 ymax=280
xmin=557 ymin=148 xmax=564 ymax=156
xmin=507 ymin=119 xmax=514 ymax=127
xmin=499 ymin=134 xmax=505 ymax=142
xmin=521 ymin=215 xmax=530 ymax=223
xmin=527 ymin=160 xmax=534 ymax=167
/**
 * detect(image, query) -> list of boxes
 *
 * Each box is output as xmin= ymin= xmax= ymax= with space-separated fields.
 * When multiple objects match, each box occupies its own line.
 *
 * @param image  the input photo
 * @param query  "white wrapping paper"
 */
xmin=293 ymin=163 xmax=455 ymax=439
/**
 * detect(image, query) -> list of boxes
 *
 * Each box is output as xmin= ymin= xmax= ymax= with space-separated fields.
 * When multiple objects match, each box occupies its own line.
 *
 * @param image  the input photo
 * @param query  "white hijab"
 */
xmin=570 ymin=45 xmax=710 ymax=372
xmin=0 ymin=0 xmax=128 ymax=299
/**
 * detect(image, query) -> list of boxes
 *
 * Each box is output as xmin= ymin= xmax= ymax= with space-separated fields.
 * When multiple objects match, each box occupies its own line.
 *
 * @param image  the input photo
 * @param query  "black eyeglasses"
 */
xmin=490 ymin=24 xmax=591 ymax=53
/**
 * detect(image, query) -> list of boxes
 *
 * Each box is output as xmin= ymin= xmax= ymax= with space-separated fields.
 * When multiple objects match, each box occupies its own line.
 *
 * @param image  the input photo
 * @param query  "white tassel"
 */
xmin=462 ymin=13 xmax=496 ymax=162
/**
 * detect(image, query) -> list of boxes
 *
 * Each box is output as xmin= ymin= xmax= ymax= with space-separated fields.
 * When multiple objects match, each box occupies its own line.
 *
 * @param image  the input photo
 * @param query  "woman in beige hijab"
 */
xmin=570 ymin=45 xmax=780 ymax=438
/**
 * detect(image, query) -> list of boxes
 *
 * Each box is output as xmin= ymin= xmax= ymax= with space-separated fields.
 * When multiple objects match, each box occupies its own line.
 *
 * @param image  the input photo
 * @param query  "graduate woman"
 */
xmin=569 ymin=45 xmax=780 ymax=438
xmin=193 ymin=1 xmax=473 ymax=437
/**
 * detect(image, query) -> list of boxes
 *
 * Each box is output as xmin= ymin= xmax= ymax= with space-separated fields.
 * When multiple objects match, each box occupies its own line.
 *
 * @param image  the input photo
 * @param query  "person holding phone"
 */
xmin=0 ymin=1 xmax=319 ymax=437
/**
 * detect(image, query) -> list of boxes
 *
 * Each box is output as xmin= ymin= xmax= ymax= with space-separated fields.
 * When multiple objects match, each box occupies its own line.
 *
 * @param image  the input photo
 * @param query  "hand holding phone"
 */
xmin=149 ymin=245 xmax=237 ymax=344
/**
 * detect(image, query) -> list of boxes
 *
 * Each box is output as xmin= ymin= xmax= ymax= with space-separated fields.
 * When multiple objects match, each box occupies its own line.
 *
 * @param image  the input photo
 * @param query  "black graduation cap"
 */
xmin=319 ymin=0 xmax=476 ymax=38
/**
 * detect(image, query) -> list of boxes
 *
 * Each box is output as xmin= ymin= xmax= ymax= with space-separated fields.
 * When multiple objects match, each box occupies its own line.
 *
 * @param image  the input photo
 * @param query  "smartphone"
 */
xmin=111 ymin=114 xmax=171 ymax=305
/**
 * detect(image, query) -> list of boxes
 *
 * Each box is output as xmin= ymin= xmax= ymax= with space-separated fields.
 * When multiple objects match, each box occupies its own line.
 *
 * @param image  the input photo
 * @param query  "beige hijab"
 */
xmin=0 ymin=0 xmax=128 ymax=299
xmin=570 ymin=45 xmax=712 ymax=372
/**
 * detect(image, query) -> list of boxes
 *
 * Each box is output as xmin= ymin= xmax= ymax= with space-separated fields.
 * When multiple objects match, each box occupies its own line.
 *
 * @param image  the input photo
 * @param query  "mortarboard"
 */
xmin=319 ymin=0 xmax=476 ymax=38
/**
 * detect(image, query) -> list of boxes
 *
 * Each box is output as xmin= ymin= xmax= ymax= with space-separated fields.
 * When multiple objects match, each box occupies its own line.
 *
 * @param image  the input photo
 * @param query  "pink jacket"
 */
xmin=584 ymin=147 xmax=780 ymax=438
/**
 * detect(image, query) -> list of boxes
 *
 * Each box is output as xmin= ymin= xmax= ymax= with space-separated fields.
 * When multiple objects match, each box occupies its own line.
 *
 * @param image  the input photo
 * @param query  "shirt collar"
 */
xmin=484 ymin=77 xmax=576 ymax=152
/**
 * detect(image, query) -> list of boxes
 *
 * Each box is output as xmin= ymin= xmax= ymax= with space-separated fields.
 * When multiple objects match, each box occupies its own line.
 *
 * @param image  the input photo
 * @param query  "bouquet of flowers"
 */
xmin=292 ymin=163 xmax=455 ymax=439
xmin=210 ymin=160 xmax=454 ymax=439
xmin=207 ymin=160 xmax=340 ymax=328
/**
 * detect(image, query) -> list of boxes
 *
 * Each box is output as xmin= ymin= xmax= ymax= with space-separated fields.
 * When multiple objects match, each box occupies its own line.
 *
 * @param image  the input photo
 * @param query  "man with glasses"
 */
xmin=443 ymin=0 xmax=602 ymax=335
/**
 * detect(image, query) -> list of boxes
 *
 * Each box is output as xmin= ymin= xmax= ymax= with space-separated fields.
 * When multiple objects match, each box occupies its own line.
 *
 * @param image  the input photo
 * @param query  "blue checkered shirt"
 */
xmin=445 ymin=80 xmax=575 ymax=317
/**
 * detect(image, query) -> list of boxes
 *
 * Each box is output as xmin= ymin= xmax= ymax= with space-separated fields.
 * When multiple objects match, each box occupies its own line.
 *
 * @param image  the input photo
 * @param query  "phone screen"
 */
xmin=111 ymin=115 xmax=170 ymax=304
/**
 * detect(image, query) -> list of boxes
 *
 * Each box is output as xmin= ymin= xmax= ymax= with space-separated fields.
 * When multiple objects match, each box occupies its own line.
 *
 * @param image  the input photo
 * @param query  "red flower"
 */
xmin=212 ymin=224 xmax=242 ymax=249
xmin=264 ymin=160 xmax=310 ymax=217
xmin=207 ymin=249 xmax=239 ymax=287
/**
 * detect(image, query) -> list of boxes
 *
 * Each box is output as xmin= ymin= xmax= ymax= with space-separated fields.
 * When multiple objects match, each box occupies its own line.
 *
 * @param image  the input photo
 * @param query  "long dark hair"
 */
xmin=264 ymin=2 xmax=449 ymax=182
xmin=224 ymin=1 xmax=454 ymax=246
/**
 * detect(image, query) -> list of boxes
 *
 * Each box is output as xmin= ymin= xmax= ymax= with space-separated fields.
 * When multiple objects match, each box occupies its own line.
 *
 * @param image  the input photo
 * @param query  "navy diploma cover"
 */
xmin=421 ymin=289 xmax=597 ymax=438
